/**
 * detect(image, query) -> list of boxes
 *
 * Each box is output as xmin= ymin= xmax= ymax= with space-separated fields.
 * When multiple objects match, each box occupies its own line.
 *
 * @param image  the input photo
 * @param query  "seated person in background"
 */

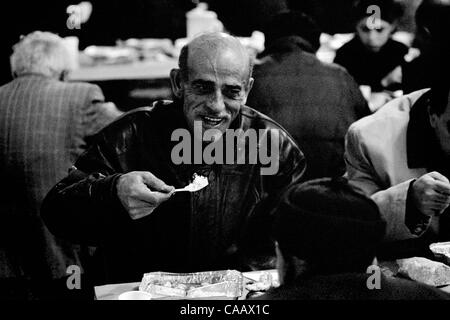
xmin=0 ymin=31 xmax=122 ymax=300
xmin=334 ymin=0 xmax=408 ymax=111
xmin=344 ymin=55 xmax=450 ymax=260
xmin=41 ymin=32 xmax=306 ymax=284
xmin=247 ymin=11 xmax=370 ymax=180
xmin=253 ymin=178 xmax=450 ymax=300
xmin=403 ymin=0 xmax=450 ymax=94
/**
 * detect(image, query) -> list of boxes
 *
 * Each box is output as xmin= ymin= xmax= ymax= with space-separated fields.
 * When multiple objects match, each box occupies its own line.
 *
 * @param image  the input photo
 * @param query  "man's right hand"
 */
xmin=411 ymin=171 xmax=450 ymax=216
xmin=116 ymin=171 xmax=175 ymax=220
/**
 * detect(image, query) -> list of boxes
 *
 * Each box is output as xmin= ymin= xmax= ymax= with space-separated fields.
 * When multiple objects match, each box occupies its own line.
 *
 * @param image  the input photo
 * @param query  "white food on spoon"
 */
xmin=175 ymin=173 xmax=209 ymax=192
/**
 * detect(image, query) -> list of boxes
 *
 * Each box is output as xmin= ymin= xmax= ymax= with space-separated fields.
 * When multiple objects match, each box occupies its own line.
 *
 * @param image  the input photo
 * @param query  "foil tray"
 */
xmin=430 ymin=242 xmax=450 ymax=265
xmin=139 ymin=270 xmax=243 ymax=299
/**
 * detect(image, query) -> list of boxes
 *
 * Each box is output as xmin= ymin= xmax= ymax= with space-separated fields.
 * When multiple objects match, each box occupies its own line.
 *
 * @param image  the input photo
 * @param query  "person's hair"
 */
xmin=352 ymin=0 xmax=404 ymax=25
xmin=262 ymin=10 xmax=322 ymax=53
xmin=273 ymin=177 xmax=386 ymax=276
xmin=178 ymin=32 xmax=254 ymax=83
xmin=10 ymin=31 xmax=71 ymax=79
xmin=429 ymin=53 xmax=450 ymax=115
xmin=415 ymin=0 xmax=450 ymax=42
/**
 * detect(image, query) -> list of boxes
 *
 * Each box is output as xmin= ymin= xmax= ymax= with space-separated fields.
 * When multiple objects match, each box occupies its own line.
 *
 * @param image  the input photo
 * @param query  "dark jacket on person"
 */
xmin=247 ymin=36 xmax=370 ymax=180
xmin=334 ymin=37 xmax=408 ymax=91
xmin=41 ymin=100 xmax=305 ymax=284
xmin=0 ymin=74 xmax=118 ymax=281
xmin=252 ymin=272 xmax=450 ymax=300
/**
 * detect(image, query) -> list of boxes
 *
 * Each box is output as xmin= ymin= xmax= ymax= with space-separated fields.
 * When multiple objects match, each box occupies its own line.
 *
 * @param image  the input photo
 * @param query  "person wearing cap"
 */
xmin=252 ymin=178 xmax=450 ymax=300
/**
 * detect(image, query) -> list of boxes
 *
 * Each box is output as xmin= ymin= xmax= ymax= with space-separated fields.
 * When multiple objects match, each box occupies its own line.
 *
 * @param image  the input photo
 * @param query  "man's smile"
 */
xmin=200 ymin=115 xmax=226 ymax=127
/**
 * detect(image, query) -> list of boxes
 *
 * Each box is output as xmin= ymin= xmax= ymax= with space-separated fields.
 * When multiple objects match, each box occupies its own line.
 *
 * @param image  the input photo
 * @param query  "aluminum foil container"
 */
xmin=139 ymin=270 xmax=243 ymax=299
xmin=430 ymin=242 xmax=450 ymax=265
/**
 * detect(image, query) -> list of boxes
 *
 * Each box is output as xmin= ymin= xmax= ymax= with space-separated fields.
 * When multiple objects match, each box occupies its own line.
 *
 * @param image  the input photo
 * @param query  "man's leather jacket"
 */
xmin=42 ymin=100 xmax=305 ymax=283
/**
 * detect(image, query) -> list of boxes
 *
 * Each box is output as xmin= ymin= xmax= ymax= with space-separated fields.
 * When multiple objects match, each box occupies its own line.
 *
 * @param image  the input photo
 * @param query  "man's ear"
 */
xmin=170 ymin=68 xmax=184 ymax=99
xmin=242 ymin=77 xmax=254 ymax=105
xmin=247 ymin=77 xmax=254 ymax=93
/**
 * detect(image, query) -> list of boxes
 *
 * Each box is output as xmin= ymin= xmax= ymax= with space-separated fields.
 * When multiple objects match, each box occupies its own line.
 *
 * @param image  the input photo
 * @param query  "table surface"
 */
xmin=69 ymin=58 xmax=178 ymax=82
xmin=95 ymin=270 xmax=278 ymax=300
xmin=95 ymin=264 xmax=450 ymax=300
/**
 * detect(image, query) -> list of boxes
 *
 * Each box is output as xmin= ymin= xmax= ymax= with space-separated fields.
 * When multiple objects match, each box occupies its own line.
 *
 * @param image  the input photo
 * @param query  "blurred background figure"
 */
xmin=252 ymin=178 xmax=450 ymax=300
xmin=403 ymin=0 xmax=450 ymax=94
xmin=0 ymin=31 xmax=122 ymax=300
xmin=0 ymin=1 xmax=93 ymax=86
xmin=247 ymin=11 xmax=370 ymax=180
xmin=334 ymin=0 xmax=408 ymax=111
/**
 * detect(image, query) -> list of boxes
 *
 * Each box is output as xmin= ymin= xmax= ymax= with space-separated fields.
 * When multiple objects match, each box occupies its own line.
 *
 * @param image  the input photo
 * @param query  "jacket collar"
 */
xmin=406 ymin=90 xmax=442 ymax=169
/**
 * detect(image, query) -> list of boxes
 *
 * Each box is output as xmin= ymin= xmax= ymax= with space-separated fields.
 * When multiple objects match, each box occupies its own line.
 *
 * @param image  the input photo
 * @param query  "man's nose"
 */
xmin=206 ymin=90 xmax=225 ymax=113
xmin=367 ymin=30 xmax=378 ymax=43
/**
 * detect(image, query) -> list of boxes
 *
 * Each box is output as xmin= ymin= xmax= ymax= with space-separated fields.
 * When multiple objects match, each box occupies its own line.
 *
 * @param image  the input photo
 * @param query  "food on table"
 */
xmin=397 ymin=257 xmax=450 ymax=287
xmin=139 ymin=270 xmax=242 ymax=299
xmin=245 ymin=271 xmax=279 ymax=292
xmin=430 ymin=242 xmax=450 ymax=265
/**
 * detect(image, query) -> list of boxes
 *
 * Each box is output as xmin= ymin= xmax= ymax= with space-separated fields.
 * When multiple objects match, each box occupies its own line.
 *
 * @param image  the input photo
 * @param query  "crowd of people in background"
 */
xmin=1 ymin=0 xmax=450 ymax=301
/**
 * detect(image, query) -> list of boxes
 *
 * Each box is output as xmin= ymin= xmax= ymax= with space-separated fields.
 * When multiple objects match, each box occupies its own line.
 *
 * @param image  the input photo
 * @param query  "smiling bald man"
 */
xmin=42 ymin=32 xmax=306 ymax=284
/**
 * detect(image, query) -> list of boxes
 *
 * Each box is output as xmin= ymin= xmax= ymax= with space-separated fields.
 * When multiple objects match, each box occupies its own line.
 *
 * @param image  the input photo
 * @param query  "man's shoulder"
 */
xmin=58 ymin=80 xmax=98 ymax=90
xmin=385 ymin=38 xmax=409 ymax=54
xmin=240 ymin=105 xmax=302 ymax=154
xmin=93 ymin=100 xmax=175 ymax=138
xmin=257 ymin=49 xmax=346 ymax=76
xmin=240 ymin=105 xmax=290 ymax=132
xmin=335 ymin=37 xmax=358 ymax=55
xmin=348 ymin=89 xmax=430 ymax=139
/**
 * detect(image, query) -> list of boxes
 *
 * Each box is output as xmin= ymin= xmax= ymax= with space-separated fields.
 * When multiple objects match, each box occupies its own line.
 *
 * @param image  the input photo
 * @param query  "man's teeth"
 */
xmin=203 ymin=116 xmax=222 ymax=125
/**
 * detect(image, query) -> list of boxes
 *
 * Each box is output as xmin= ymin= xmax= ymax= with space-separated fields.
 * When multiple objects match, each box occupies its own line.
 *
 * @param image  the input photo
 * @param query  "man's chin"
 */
xmin=201 ymin=123 xmax=226 ymax=142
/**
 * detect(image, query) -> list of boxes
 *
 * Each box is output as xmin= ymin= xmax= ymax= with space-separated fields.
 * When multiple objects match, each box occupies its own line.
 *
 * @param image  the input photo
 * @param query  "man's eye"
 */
xmin=193 ymin=84 xmax=211 ymax=94
xmin=226 ymin=89 xmax=242 ymax=99
xmin=375 ymin=27 xmax=386 ymax=33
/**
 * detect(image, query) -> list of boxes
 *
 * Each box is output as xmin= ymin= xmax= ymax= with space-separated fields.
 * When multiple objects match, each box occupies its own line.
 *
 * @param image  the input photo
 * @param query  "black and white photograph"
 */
xmin=0 ymin=0 xmax=449 ymax=312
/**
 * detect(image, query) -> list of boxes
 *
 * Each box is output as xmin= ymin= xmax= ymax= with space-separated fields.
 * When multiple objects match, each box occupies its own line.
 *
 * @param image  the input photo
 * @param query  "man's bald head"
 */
xmin=178 ymin=32 xmax=254 ymax=82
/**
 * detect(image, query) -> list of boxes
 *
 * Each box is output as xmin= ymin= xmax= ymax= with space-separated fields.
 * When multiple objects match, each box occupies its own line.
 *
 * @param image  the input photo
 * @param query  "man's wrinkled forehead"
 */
xmin=186 ymin=34 xmax=252 ymax=80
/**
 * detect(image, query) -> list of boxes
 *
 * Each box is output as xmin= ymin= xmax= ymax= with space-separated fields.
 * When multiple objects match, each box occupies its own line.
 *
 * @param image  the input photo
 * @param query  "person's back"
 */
xmin=333 ymin=0 xmax=408 ymax=92
xmin=0 ymin=32 xmax=121 ymax=299
xmin=248 ymin=11 xmax=369 ymax=180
